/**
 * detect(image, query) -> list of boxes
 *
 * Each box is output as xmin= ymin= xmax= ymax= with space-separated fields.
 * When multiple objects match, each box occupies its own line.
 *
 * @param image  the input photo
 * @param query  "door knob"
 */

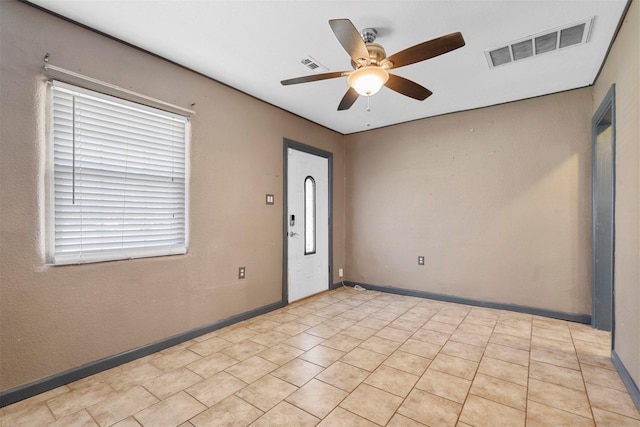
xmin=289 ymin=231 xmax=299 ymax=237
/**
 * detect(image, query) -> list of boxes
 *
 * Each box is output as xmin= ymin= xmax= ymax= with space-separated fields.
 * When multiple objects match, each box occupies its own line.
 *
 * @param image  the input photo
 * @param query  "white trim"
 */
xmin=46 ymin=83 xmax=56 ymax=264
xmin=183 ymin=119 xmax=191 ymax=252
xmin=52 ymin=245 xmax=187 ymax=266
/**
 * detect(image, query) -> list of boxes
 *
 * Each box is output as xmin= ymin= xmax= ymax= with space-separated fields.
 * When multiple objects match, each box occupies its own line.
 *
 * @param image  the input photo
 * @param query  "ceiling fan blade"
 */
xmin=338 ymin=87 xmax=359 ymax=110
xmin=384 ymin=74 xmax=433 ymax=100
xmin=383 ymin=32 xmax=465 ymax=69
xmin=281 ymin=71 xmax=349 ymax=85
xmin=329 ymin=19 xmax=370 ymax=66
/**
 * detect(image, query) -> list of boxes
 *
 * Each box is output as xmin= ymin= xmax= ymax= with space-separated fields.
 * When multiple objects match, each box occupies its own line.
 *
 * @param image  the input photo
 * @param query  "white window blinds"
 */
xmin=49 ymin=81 xmax=189 ymax=265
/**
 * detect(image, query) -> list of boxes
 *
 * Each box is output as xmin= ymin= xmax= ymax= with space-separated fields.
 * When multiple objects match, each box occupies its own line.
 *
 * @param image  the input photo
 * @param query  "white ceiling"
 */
xmin=30 ymin=0 xmax=628 ymax=134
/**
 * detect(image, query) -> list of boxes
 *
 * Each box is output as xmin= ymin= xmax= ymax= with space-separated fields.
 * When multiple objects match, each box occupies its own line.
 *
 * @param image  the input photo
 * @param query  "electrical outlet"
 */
xmin=238 ymin=267 xmax=246 ymax=279
xmin=418 ymin=256 xmax=425 ymax=266
xmin=338 ymin=268 xmax=344 ymax=278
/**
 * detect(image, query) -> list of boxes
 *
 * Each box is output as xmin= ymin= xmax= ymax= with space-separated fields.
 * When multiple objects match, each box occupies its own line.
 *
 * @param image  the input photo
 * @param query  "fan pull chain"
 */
xmin=366 ymin=95 xmax=371 ymax=127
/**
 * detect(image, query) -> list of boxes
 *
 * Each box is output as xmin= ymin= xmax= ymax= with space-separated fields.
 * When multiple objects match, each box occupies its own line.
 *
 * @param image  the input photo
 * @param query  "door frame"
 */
xmin=282 ymin=138 xmax=333 ymax=304
xmin=592 ymin=84 xmax=616 ymax=336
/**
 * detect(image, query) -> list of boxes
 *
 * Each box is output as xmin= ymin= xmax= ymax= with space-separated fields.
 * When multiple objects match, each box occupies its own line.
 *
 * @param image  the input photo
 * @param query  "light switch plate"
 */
xmin=266 ymin=194 xmax=274 ymax=205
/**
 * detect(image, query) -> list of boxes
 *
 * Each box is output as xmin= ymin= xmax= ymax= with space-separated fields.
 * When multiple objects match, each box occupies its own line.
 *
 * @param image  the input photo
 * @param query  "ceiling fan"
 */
xmin=281 ymin=19 xmax=465 ymax=111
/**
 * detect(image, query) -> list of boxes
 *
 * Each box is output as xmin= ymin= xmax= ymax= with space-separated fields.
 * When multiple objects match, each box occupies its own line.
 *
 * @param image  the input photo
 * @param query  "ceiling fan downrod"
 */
xmin=360 ymin=28 xmax=378 ymax=43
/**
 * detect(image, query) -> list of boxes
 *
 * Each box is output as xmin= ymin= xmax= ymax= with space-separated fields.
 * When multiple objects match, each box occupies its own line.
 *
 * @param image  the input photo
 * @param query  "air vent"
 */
xmin=535 ymin=32 xmax=558 ymax=54
xmin=560 ymin=23 xmax=586 ymax=48
xmin=300 ymin=56 xmax=328 ymax=73
xmin=512 ymin=40 xmax=533 ymax=61
xmin=490 ymin=47 xmax=512 ymax=66
xmin=485 ymin=17 xmax=594 ymax=69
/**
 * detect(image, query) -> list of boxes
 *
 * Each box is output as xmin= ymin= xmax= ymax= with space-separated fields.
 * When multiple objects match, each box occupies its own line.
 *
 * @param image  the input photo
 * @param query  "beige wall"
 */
xmin=594 ymin=0 xmax=640 ymax=389
xmin=2 ymin=0 xmax=639 ymax=398
xmin=345 ymin=88 xmax=593 ymax=315
xmin=0 ymin=1 xmax=345 ymax=391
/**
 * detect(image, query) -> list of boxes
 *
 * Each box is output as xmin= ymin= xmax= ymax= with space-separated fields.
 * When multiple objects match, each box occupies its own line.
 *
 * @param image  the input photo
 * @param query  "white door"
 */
xmin=287 ymin=147 xmax=329 ymax=303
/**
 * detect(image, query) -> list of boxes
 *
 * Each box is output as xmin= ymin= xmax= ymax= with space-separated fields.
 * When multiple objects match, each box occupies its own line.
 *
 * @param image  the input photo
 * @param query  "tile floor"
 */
xmin=2 ymin=287 xmax=639 ymax=426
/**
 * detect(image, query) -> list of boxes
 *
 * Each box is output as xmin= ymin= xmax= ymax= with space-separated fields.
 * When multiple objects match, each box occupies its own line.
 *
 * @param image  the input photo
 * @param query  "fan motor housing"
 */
xmin=351 ymin=43 xmax=387 ymax=68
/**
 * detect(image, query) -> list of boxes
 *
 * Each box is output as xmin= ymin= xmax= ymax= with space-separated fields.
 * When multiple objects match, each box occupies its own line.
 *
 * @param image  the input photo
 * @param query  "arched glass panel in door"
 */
xmin=304 ymin=176 xmax=316 ymax=255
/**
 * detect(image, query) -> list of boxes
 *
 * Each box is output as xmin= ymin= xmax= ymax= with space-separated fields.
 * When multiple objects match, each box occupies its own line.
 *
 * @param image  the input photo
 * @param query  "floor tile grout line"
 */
xmin=355 ymin=302 xmax=450 ymax=427
xmin=43 ymin=401 xmax=58 ymax=423
xmin=195 ymin=292 xmax=627 ymax=424
xmin=278 ymin=301 xmax=398 ymax=425
xmin=455 ymin=308 xmax=492 ymax=426
xmin=5 ymin=288 xmax=638 ymax=426
xmin=534 ymin=321 xmax=599 ymax=423
xmin=321 ymin=295 xmax=434 ymax=425
xmin=227 ymin=390 xmax=269 ymax=422
xmin=524 ymin=313 xmax=533 ymax=426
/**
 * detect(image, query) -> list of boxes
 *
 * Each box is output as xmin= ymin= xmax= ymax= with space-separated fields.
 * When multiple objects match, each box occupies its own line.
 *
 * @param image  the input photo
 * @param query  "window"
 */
xmin=48 ymin=81 xmax=189 ymax=265
xmin=304 ymin=176 xmax=316 ymax=255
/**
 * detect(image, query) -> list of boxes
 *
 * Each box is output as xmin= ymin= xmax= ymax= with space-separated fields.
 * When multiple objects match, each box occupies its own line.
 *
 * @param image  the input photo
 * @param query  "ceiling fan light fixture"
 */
xmin=348 ymin=66 xmax=389 ymax=96
xmin=282 ymin=19 xmax=464 ymax=110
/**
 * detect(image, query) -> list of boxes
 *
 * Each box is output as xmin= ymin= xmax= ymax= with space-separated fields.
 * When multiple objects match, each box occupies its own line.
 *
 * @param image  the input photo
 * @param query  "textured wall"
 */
xmin=345 ymin=88 xmax=593 ymax=315
xmin=593 ymin=0 xmax=640 ymax=390
xmin=0 ymin=1 xmax=345 ymax=391
xmin=2 ymin=0 xmax=638 ymax=398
